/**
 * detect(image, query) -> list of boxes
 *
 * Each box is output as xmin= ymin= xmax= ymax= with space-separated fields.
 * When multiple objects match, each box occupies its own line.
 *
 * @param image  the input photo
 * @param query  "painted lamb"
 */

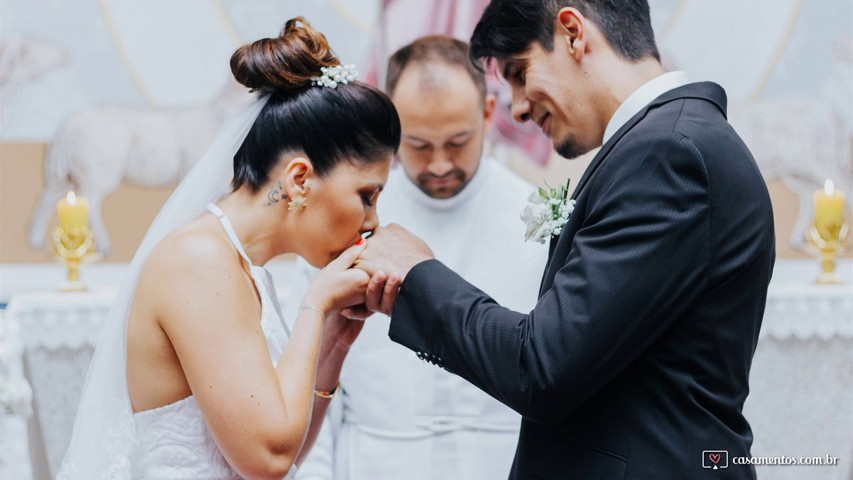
xmin=27 ymin=83 xmax=248 ymax=255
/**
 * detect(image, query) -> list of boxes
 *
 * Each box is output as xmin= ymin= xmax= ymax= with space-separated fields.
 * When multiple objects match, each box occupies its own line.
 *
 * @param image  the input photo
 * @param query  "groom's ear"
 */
xmin=557 ymin=7 xmax=586 ymax=60
xmin=280 ymin=156 xmax=315 ymax=197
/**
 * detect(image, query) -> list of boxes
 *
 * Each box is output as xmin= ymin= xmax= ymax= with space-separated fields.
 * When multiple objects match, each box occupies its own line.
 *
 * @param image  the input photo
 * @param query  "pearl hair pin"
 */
xmin=311 ymin=64 xmax=358 ymax=89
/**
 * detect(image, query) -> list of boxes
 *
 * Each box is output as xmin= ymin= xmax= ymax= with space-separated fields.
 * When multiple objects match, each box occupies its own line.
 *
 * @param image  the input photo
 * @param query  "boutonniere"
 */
xmin=521 ymin=178 xmax=575 ymax=244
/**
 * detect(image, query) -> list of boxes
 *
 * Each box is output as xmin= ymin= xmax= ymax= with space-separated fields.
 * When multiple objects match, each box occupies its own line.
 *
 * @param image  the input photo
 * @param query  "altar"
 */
xmin=743 ymin=260 xmax=852 ymax=479
xmin=1 ymin=259 xmax=851 ymax=479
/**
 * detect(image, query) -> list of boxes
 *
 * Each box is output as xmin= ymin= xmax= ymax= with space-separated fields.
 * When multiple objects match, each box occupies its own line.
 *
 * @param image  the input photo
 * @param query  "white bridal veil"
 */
xmin=57 ymin=92 xmax=270 ymax=479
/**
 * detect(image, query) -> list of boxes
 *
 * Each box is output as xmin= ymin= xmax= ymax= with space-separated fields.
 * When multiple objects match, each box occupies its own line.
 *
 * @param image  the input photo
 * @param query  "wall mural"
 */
xmin=1 ymin=0 xmax=850 ymax=255
xmin=652 ymin=0 xmax=852 ymax=250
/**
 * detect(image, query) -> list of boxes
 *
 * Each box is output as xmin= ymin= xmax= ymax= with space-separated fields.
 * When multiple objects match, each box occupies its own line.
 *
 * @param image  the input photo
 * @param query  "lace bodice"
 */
xmin=133 ymin=396 xmax=241 ymax=479
xmin=130 ymin=204 xmax=294 ymax=479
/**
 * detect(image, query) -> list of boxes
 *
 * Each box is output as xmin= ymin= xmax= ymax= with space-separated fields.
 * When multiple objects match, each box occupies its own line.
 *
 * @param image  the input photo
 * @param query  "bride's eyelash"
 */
xmin=361 ymin=187 xmax=382 ymax=207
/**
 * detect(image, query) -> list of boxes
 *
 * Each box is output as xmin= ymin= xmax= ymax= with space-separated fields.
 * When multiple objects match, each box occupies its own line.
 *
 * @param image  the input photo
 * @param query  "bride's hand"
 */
xmin=302 ymin=242 xmax=370 ymax=317
xmin=322 ymin=311 xmax=366 ymax=351
xmin=321 ymin=268 xmax=393 ymax=351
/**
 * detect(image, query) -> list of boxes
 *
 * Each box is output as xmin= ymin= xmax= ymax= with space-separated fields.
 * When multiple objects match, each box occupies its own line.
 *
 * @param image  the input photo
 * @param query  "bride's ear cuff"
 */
xmin=287 ymin=178 xmax=312 ymax=211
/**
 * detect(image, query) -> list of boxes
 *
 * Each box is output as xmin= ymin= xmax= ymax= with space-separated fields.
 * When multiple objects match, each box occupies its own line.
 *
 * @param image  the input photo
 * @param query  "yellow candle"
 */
xmin=57 ymin=191 xmax=89 ymax=230
xmin=814 ymin=179 xmax=845 ymax=226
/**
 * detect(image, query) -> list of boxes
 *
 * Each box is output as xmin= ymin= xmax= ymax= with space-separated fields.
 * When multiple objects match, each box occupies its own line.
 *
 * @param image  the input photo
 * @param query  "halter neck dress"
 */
xmin=131 ymin=203 xmax=296 ymax=479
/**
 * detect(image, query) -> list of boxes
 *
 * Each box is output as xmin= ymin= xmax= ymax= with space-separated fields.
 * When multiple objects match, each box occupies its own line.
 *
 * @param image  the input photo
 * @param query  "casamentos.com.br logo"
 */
xmin=702 ymin=450 xmax=728 ymax=469
xmin=703 ymin=450 xmax=842 ymax=469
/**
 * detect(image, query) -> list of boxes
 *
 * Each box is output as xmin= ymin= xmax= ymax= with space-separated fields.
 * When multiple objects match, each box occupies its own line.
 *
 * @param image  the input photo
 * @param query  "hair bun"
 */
xmin=231 ymin=17 xmax=340 ymax=92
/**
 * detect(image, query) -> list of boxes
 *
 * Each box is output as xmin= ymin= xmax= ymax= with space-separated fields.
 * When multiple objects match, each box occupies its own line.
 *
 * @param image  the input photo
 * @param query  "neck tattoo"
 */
xmin=265 ymin=181 xmax=288 ymax=206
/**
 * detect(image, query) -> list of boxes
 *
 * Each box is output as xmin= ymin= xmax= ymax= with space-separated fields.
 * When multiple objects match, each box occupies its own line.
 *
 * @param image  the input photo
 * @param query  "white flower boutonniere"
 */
xmin=521 ymin=179 xmax=576 ymax=244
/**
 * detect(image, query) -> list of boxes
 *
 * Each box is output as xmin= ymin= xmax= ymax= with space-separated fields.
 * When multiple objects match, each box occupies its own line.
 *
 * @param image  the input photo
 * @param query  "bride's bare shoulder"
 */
xmin=139 ymin=217 xmax=241 ymax=285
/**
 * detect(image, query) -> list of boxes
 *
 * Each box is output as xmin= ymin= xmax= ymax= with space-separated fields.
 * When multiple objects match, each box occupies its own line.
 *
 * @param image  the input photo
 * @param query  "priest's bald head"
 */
xmin=386 ymin=36 xmax=497 ymax=199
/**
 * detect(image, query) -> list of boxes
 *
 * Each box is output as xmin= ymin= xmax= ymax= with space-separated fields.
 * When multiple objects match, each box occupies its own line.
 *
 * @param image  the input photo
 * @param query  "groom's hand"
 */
xmin=356 ymin=224 xmax=434 ymax=316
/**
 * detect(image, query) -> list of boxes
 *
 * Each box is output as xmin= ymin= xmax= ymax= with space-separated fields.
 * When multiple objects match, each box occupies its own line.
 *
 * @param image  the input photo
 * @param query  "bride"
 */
xmin=58 ymin=17 xmax=401 ymax=480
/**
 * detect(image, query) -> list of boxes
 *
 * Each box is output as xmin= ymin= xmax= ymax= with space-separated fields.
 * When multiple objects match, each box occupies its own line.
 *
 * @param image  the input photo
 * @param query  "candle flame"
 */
xmin=824 ymin=179 xmax=835 ymax=196
xmin=66 ymin=191 xmax=77 ymax=205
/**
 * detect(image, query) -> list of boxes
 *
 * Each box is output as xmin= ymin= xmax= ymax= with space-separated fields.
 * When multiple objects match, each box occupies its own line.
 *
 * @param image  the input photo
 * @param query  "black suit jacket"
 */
xmin=388 ymin=83 xmax=775 ymax=479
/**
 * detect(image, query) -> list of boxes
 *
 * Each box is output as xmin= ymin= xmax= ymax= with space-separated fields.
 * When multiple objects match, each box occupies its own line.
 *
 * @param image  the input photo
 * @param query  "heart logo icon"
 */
xmin=709 ymin=453 xmax=721 ymax=464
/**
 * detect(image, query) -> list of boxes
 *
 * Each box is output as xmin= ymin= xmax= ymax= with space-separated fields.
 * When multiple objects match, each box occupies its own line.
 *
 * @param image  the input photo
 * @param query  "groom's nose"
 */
xmin=511 ymin=86 xmax=532 ymax=123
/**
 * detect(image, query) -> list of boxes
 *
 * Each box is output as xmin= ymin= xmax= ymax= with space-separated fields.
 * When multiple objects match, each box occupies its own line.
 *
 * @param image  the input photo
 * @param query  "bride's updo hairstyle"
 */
xmin=230 ymin=17 xmax=401 ymax=192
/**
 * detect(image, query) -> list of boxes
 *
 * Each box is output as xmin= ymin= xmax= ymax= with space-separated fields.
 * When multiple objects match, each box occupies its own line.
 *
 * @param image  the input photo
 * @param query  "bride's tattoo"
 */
xmin=266 ymin=181 xmax=288 ymax=206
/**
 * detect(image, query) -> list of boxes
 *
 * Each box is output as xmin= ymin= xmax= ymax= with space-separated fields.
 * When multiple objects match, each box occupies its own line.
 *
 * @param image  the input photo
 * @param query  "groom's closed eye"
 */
xmin=501 ymin=59 xmax=527 ymax=85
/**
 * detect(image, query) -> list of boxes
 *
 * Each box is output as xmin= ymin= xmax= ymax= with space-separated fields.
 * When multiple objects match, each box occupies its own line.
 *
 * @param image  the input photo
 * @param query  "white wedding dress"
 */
xmin=130 ymin=203 xmax=297 ymax=480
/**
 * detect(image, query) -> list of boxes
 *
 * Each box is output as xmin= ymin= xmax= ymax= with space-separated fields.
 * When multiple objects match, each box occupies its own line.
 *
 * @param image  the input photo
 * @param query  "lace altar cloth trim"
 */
xmin=5 ymin=288 xmax=114 ymax=351
xmin=763 ymin=288 xmax=852 ymax=340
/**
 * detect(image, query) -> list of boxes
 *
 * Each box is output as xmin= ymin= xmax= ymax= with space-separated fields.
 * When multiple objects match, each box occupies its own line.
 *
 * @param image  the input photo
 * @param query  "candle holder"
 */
xmin=806 ymin=217 xmax=849 ymax=284
xmin=53 ymin=225 xmax=94 ymax=291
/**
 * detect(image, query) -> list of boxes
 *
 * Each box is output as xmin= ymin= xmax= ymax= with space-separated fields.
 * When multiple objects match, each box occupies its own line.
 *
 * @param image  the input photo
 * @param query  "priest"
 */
xmin=294 ymin=35 xmax=548 ymax=480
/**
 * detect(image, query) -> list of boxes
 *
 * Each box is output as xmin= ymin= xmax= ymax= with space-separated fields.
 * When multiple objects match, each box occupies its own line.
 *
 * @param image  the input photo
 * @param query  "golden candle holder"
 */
xmin=806 ymin=217 xmax=849 ymax=284
xmin=53 ymin=225 xmax=94 ymax=291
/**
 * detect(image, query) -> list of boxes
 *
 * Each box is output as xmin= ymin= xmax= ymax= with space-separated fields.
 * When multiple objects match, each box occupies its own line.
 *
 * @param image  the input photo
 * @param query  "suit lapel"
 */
xmin=537 ymin=97 xmax=649 ymax=295
xmin=537 ymin=82 xmax=727 ymax=296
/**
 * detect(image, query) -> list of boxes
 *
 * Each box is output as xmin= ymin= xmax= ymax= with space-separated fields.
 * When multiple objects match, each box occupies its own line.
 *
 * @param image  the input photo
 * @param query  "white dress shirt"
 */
xmin=602 ymin=70 xmax=690 ymax=145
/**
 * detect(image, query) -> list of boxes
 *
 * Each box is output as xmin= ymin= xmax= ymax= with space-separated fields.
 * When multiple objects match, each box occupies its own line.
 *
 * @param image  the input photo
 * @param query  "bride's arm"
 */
xmin=295 ymin=326 xmax=348 ymax=468
xmin=154 ymin=234 xmax=367 ymax=480
xmin=293 ymin=270 xmax=389 ymax=463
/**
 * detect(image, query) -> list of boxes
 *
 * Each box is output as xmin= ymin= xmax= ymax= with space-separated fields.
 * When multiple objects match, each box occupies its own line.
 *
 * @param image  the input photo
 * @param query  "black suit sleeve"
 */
xmin=389 ymin=132 xmax=711 ymax=422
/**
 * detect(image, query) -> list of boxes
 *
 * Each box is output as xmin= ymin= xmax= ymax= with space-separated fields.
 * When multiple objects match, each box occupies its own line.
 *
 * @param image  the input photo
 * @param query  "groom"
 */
xmin=356 ymin=0 xmax=775 ymax=479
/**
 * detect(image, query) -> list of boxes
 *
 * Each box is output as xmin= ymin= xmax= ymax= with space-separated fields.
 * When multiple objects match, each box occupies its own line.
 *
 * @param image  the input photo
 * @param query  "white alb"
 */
xmin=294 ymin=159 xmax=549 ymax=480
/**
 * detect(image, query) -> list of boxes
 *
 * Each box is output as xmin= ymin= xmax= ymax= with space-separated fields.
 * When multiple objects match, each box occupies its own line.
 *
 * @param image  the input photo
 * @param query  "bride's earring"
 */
xmin=288 ymin=192 xmax=307 ymax=212
xmin=288 ymin=179 xmax=310 ymax=212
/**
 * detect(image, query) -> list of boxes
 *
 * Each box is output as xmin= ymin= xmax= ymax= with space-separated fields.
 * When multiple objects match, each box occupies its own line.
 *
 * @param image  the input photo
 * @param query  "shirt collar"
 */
xmin=602 ymin=71 xmax=689 ymax=145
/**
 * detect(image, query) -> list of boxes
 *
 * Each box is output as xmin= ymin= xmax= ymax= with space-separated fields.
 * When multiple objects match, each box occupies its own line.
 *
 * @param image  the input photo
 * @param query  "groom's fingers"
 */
xmin=378 ymin=273 xmax=401 ymax=316
xmin=365 ymin=270 xmax=387 ymax=313
xmin=352 ymin=251 xmax=377 ymax=276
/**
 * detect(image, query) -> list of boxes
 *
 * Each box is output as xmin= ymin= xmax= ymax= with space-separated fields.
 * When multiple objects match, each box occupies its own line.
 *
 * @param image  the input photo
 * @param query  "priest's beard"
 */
xmin=554 ymin=133 xmax=590 ymax=160
xmin=416 ymin=169 xmax=469 ymax=199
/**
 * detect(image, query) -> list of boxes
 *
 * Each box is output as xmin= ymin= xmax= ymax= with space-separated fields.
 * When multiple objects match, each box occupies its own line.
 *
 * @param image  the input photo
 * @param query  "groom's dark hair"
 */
xmin=469 ymin=0 xmax=660 ymax=65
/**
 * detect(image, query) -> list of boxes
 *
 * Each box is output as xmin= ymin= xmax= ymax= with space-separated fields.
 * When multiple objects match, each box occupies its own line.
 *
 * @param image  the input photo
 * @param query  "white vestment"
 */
xmin=294 ymin=158 xmax=548 ymax=480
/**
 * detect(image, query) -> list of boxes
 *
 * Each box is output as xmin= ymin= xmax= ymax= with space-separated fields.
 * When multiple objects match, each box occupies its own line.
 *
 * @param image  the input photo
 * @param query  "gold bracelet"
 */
xmin=299 ymin=304 xmax=325 ymax=321
xmin=314 ymin=381 xmax=340 ymax=400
